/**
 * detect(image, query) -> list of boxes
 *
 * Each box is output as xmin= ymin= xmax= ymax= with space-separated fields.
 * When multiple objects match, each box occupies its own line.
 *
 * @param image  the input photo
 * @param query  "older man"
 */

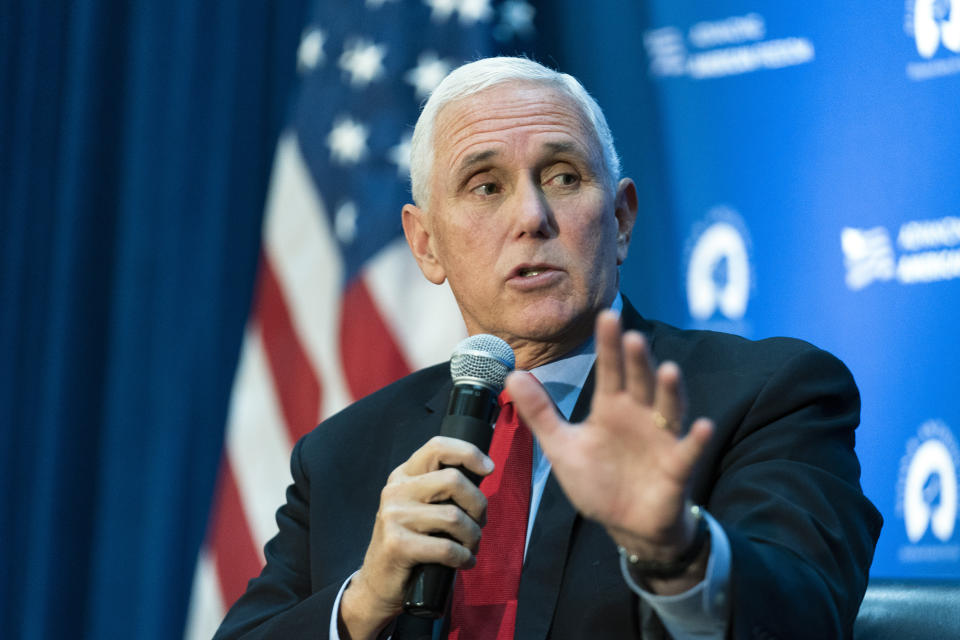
xmin=216 ymin=57 xmax=880 ymax=639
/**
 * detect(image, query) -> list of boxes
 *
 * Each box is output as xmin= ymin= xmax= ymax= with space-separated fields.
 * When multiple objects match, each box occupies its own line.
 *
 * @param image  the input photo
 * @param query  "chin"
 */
xmin=511 ymin=303 xmax=595 ymax=343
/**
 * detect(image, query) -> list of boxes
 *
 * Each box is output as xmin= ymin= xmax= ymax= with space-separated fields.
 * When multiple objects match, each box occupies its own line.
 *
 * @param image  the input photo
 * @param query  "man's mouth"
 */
xmin=509 ymin=264 xmax=561 ymax=285
xmin=518 ymin=267 xmax=548 ymax=277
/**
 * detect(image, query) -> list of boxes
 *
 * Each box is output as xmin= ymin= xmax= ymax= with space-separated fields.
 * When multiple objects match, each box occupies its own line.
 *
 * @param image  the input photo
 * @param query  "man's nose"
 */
xmin=512 ymin=175 xmax=556 ymax=238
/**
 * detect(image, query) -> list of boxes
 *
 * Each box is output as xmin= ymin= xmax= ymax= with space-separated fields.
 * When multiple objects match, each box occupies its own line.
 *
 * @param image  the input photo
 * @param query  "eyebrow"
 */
xmin=543 ymin=141 xmax=579 ymax=155
xmin=456 ymin=141 xmax=584 ymax=174
xmin=457 ymin=149 xmax=498 ymax=173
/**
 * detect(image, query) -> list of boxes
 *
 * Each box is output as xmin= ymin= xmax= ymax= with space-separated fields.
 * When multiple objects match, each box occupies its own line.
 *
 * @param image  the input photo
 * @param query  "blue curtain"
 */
xmin=0 ymin=1 xmax=308 ymax=637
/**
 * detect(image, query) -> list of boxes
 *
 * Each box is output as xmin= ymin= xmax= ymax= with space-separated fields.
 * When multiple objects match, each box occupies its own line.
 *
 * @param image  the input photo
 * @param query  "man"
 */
xmin=216 ymin=57 xmax=881 ymax=639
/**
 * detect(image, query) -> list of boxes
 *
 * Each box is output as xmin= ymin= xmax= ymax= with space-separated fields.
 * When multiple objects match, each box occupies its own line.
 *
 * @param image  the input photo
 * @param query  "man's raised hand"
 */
xmin=506 ymin=310 xmax=714 ymax=592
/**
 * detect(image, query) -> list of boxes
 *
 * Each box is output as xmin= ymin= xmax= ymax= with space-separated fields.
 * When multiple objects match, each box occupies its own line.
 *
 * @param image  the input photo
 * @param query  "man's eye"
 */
xmin=547 ymin=173 xmax=579 ymax=187
xmin=471 ymin=182 xmax=499 ymax=196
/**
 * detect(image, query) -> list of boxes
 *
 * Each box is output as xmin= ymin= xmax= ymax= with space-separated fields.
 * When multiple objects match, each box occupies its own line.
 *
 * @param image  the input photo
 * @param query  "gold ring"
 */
xmin=652 ymin=410 xmax=671 ymax=431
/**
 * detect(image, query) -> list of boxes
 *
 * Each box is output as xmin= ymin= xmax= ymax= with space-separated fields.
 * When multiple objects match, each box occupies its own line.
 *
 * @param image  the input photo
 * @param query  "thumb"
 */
xmin=505 ymin=371 xmax=564 ymax=441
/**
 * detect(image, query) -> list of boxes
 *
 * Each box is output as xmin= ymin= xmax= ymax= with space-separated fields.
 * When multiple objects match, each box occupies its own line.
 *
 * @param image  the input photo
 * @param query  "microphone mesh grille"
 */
xmin=450 ymin=334 xmax=515 ymax=388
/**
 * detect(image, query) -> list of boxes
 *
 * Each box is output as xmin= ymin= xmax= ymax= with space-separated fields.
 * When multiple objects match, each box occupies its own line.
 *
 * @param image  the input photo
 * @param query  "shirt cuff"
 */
xmin=329 ymin=571 xmax=357 ymax=640
xmin=620 ymin=510 xmax=731 ymax=639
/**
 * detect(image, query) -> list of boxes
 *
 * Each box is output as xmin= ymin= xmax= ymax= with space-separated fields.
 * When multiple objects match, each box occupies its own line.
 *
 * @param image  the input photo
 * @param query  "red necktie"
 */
xmin=447 ymin=390 xmax=533 ymax=639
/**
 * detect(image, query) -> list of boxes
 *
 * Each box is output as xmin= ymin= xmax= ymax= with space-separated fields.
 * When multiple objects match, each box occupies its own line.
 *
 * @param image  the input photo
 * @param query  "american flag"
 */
xmin=184 ymin=1 xmax=535 ymax=636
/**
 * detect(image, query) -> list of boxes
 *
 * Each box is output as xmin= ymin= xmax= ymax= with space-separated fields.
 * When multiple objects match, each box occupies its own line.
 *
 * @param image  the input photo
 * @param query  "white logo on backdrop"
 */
xmin=896 ymin=420 xmax=960 ymax=563
xmin=841 ymin=216 xmax=960 ymax=289
xmin=841 ymin=227 xmax=897 ymax=290
xmin=905 ymin=0 xmax=960 ymax=80
xmin=914 ymin=0 xmax=960 ymax=57
xmin=643 ymin=13 xmax=814 ymax=80
xmin=686 ymin=208 xmax=752 ymax=324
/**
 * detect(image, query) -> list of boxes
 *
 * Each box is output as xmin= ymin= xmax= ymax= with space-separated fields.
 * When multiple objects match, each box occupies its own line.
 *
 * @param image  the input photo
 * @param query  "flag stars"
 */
xmin=495 ymin=0 xmax=535 ymax=40
xmin=327 ymin=116 xmax=369 ymax=165
xmin=339 ymin=38 xmax=387 ymax=88
xmin=335 ymin=201 xmax=359 ymax=244
xmin=388 ymin=133 xmax=412 ymax=176
xmin=297 ymin=27 xmax=326 ymax=73
xmin=458 ymin=0 xmax=493 ymax=24
xmin=424 ymin=0 xmax=458 ymax=23
xmin=405 ymin=52 xmax=453 ymax=100
xmin=424 ymin=0 xmax=494 ymax=24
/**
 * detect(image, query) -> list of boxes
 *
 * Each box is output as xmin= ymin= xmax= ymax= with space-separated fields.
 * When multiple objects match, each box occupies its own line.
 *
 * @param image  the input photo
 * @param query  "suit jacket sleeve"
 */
xmin=689 ymin=343 xmax=882 ymax=639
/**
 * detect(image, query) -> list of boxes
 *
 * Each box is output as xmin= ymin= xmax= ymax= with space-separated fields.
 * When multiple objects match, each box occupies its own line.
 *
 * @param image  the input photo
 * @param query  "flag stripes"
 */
xmin=224 ymin=323 xmax=295 ymax=554
xmin=262 ymin=136 xmax=351 ymax=421
xmin=339 ymin=277 xmax=413 ymax=401
xmin=256 ymin=255 xmax=323 ymax=443
xmin=209 ymin=458 xmax=263 ymax=607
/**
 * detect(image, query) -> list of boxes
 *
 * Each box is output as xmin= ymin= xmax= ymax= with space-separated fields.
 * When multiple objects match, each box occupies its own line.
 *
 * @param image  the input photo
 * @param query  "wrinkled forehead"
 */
xmin=431 ymin=80 xmax=601 ymax=163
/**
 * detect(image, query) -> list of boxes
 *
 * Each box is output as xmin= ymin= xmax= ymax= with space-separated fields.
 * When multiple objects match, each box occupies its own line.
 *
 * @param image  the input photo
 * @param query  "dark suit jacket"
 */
xmin=215 ymin=300 xmax=882 ymax=639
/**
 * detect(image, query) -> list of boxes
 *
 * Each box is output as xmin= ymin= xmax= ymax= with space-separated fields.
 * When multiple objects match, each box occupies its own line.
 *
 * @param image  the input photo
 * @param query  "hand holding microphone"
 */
xmin=403 ymin=334 xmax=515 ymax=618
xmin=339 ymin=335 xmax=514 ymax=637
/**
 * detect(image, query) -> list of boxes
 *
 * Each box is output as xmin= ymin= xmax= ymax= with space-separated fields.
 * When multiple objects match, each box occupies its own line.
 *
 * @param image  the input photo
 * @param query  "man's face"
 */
xmin=403 ymin=81 xmax=637 ymax=367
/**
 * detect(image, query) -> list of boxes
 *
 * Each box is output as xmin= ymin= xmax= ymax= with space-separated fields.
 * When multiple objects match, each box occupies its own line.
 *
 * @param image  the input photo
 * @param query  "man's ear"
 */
xmin=613 ymin=178 xmax=639 ymax=265
xmin=401 ymin=203 xmax=447 ymax=284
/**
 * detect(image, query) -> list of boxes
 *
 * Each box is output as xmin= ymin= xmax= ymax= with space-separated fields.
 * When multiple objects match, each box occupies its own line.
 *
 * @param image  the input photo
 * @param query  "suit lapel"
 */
xmin=388 ymin=380 xmax=450 ymax=468
xmin=513 ymin=366 xmax=595 ymax=639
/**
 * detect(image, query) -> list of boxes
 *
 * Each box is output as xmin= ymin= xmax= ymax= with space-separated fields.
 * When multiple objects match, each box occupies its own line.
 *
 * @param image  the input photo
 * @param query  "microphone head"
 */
xmin=450 ymin=334 xmax=515 ymax=390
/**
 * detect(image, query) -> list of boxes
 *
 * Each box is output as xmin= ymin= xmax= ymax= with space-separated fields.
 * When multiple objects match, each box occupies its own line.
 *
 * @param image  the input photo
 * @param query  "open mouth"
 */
xmin=518 ymin=267 xmax=548 ymax=277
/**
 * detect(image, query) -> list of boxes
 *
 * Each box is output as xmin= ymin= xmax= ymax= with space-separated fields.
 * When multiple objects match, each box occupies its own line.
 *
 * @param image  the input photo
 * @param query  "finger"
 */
xmin=672 ymin=417 xmax=714 ymax=478
xmin=383 ymin=524 xmax=476 ymax=570
xmin=387 ymin=466 xmax=489 ymax=523
xmin=400 ymin=435 xmax=494 ymax=479
xmin=403 ymin=502 xmax=484 ymax=551
xmin=623 ymin=330 xmax=656 ymax=406
xmin=652 ymin=361 xmax=685 ymax=433
xmin=593 ymin=310 xmax=625 ymax=394
xmin=413 ymin=533 xmax=477 ymax=570
xmin=506 ymin=371 xmax=565 ymax=444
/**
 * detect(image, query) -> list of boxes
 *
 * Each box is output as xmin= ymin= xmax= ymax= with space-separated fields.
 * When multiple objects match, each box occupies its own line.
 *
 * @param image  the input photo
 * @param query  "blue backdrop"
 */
xmin=2 ymin=1 xmax=958 ymax=638
xmin=611 ymin=3 xmax=960 ymax=580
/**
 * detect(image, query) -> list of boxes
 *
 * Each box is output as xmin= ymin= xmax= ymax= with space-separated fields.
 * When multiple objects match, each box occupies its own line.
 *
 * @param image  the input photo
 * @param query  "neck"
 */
xmin=502 ymin=293 xmax=624 ymax=369
xmin=508 ymin=324 xmax=594 ymax=370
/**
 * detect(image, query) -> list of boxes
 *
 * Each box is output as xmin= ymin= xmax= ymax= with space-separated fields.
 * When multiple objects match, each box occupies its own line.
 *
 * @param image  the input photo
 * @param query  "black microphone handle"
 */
xmin=402 ymin=387 xmax=498 ymax=619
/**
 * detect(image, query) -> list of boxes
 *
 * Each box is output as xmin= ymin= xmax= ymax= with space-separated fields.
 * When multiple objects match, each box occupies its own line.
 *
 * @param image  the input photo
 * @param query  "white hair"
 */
xmin=409 ymin=56 xmax=621 ymax=208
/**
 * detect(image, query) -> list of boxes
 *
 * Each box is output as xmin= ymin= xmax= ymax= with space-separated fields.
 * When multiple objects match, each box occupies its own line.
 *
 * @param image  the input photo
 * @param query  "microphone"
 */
xmin=402 ymin=334 xmax=515 ymax=619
